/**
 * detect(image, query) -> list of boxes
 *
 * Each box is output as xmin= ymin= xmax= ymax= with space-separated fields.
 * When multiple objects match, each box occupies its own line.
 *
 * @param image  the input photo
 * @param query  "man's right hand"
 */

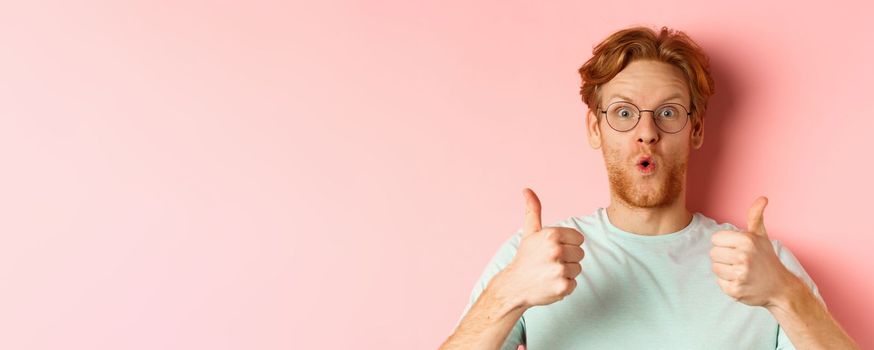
xmin=439 ymin=188 xmax=586 ymax=350
xmin=492 ymin=188 xmax=586 ymax=308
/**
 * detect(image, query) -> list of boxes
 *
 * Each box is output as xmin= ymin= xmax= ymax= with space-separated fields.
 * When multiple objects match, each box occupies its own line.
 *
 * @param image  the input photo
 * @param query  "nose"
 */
xmin=635 ymin=112 xmax=660 ymax=145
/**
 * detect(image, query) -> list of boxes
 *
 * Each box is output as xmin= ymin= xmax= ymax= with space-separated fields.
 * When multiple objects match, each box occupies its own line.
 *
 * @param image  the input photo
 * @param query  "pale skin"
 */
xmin=439 ymin=60 xmax=858 ymax=349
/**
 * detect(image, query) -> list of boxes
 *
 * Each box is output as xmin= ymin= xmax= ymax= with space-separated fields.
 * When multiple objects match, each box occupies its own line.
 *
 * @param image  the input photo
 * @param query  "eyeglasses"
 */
xmin=598 ymin=101 xmax=691 ymax=134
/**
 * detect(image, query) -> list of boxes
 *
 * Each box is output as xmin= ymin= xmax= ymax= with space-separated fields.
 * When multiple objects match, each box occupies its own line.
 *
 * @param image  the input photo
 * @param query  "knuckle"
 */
xmin=558 ymin=264 xmax=569 ymax=277
xmin=726 ymin=282 xmax=740 ymax=295
xmin=549 ymin=245 xmax=562 ymax=260
xmin=554 ymin=264 xmax=565 ymax=277
xmin=545 ymin=229 xmax=560 ymax=241
xmin=556 ymin=279 xmax=573 ymax=295
xmin=554 ymin=280 xmax=567 ymax=295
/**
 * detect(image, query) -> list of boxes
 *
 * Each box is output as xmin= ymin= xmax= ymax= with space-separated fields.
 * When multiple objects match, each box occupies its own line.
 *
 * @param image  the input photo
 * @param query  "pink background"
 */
xmin=1 ymin=1 xmax=872 ymax=349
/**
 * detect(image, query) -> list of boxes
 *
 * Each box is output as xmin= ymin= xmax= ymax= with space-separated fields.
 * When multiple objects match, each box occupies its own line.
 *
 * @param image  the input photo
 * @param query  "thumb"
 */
xmin=746 ymin=196 xmax=769 ymax=237
xmin=522 ymin=188 xmax=542 ymax=236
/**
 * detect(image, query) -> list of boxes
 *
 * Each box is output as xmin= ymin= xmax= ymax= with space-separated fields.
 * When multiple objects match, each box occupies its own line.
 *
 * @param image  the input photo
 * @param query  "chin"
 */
xmin=611 ymin=171 xmax=683 ymax=209
xmin=627 ymin=192 xmax=675 ymax=208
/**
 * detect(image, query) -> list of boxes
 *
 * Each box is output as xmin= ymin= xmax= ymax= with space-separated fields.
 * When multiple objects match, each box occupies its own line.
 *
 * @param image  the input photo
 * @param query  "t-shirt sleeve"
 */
xmin=771 ymin=240 xmax=825 ymax=350
xmin=452 ymin=229 xmax=526 ymax=350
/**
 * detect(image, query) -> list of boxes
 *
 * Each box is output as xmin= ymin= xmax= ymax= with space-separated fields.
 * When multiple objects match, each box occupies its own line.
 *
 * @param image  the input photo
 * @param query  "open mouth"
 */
xmin=636 ymin=156 xmax=656 ymax=174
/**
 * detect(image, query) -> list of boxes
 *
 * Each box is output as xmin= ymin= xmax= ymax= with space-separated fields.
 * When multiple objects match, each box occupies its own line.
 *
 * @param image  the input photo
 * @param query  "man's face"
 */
xmin=586 ymin=60 xmax=704 ymax=209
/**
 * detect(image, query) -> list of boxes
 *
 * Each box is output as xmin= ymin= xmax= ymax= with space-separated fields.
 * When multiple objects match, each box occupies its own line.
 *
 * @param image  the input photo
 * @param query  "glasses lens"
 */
xmin=605 ymin=102 xmax=639 ymax=131
xmin=654 ymin=104 xmax=688 ymax=133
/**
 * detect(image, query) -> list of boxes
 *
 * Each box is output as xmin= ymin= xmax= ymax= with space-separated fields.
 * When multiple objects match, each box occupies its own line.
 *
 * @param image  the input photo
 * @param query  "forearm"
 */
xmin=766 ymin=275 xmax=858 ymax=350
xmin=440 ymin=274 xmax=528 ymax=350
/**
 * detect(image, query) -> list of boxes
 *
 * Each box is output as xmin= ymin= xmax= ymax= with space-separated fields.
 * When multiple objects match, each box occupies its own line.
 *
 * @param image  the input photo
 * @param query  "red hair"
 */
xmin=578 ymin=26 xmax=715 ymax=120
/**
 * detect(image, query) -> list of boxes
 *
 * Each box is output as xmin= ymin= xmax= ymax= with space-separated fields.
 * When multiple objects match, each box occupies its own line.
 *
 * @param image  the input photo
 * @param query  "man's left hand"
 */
xmin=710 ymin=196 xmax=799 ymax=307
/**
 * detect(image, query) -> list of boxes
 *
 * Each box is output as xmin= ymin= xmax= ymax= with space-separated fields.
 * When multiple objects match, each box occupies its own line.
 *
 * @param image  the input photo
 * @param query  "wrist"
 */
xmin=487 ymin=266 xmax=530 ymax=313
xmin=766 ymin=272 xmax=806 ymax=315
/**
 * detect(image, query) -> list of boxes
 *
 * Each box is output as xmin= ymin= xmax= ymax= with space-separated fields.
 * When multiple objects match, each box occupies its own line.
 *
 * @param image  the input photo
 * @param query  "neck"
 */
xmin=606 ymin=188 xmax=693 ymax=236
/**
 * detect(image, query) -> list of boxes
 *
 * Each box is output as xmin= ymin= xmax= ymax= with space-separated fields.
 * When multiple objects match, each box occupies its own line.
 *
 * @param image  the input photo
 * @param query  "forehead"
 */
xmin=600 ymin=60 xmax=690 ymax=106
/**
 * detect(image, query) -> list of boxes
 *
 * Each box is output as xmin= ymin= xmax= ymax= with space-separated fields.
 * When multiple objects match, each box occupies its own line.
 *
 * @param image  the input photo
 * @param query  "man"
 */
xmin=439 ymin=26 xmax=858 ymax=349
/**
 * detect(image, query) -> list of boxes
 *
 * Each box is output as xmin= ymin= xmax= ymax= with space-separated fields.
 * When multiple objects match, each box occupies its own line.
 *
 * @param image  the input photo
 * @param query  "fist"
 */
xmin=710 ymin=196 xmax=796 ymax=307
xmin=497 ymin=188 xmax=585 ymax=308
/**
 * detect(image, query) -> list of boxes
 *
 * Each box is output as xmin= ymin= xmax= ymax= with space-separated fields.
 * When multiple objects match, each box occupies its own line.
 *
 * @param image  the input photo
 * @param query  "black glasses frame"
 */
xmin=598 ymin=101 xmax=691 ymax=134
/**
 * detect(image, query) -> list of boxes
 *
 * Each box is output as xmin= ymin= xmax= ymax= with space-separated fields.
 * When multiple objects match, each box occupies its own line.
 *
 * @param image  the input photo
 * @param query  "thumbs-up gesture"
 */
xmin=710 ymin=197 xmax=798 ymax=307
xmin=493 ymin=188 xmax=586 ymax=308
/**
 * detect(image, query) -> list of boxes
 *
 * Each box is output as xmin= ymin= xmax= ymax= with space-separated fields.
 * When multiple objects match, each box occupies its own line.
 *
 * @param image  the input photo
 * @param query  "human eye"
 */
xmin=657 ymin=105 xmax=680 ymax=119
xmin=609 ymin=103 xmax=637 ymax=120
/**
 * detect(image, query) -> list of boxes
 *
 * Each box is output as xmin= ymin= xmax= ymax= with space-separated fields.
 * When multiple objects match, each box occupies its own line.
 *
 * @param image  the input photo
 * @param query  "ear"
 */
xmin=586 ymin=109 xmax=602 ymax=149
xmin=690 ymin=114 xmax=704 ymax=150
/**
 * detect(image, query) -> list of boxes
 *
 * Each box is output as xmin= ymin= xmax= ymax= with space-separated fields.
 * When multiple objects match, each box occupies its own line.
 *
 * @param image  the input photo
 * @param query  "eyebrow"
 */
xmin=606 ymin=93 xmax=687 ymax=105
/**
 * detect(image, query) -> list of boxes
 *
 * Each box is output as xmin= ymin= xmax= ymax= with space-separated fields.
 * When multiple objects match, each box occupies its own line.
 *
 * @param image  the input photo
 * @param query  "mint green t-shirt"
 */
xmin=456 ymin=209 xmax=823 ymax=349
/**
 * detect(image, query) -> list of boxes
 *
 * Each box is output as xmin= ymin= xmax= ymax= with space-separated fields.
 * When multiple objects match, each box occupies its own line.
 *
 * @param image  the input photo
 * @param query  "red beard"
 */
xmin=603 ymin=148 xmax=687 ymax=208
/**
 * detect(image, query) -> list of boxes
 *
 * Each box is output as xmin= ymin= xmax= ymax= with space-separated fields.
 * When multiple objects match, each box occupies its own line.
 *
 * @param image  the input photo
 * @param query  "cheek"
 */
xmin=662 ymin=139 xmax=691 ymax=165
xmin=670 ymin=137 xmax=692 ymax=155
xmin=600 ymin=130 xmax=629 ymax=151
xmin=601 ymin=138 xmax=629 ymax=165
